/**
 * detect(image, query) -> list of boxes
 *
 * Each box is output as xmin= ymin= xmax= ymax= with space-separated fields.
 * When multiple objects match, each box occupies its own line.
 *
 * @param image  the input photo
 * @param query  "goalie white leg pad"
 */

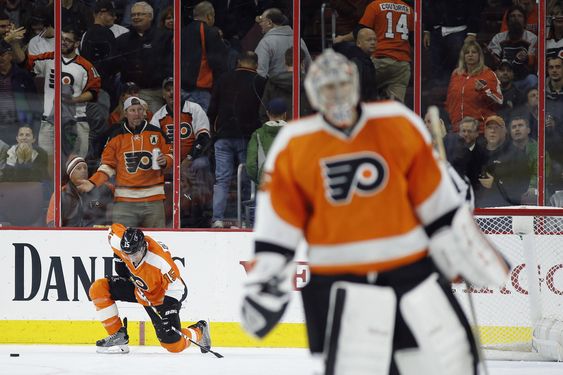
xmin=532 ymin=318 xmax=563 ymax=361
xmin=394 ymin=348 xmax=435 ymax=375
xmin=399 ymin=273 xmax=474 ymax=375
xmin=324 ymin=282 xmax=396 ymax=375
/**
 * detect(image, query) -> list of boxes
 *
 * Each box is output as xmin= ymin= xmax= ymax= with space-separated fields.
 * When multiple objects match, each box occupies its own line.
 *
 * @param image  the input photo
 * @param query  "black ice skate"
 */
xmin=96 ymin=318 xmax=130 ymax=354
xmin=189 ymin=320 xmax=211 ymax=353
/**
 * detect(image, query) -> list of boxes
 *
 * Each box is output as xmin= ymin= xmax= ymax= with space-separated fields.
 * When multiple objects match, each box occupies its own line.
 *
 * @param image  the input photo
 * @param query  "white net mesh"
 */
xmin=454 ymin=209 xmax=563 ymax=357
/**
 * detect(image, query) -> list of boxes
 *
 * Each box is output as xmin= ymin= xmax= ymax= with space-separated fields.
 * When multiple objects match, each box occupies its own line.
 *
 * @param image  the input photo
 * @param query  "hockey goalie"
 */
xmin=240 ymin=49 xmax=510 ymax=375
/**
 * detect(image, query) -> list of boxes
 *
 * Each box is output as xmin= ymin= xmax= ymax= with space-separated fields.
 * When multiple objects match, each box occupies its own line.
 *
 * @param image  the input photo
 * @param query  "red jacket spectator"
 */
xmin=446 ymin=41 xmax=503 ymax=132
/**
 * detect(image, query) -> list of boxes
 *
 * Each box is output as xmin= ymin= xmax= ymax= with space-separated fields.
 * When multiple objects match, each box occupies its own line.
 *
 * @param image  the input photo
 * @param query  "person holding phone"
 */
xmin=445 ymin=40 xmax=503 ymax=133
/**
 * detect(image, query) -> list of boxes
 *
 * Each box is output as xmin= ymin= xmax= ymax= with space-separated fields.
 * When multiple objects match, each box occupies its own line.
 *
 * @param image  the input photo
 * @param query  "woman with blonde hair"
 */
xmin=446 ymin=40 xmax=503 ymax=133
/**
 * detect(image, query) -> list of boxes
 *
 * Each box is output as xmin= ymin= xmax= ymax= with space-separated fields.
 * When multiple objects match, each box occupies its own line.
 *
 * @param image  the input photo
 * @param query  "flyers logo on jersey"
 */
xmin=124 ymin=151 xmax=153 ymax=173
xmin=321 ymin=152 xmax=389 ymax=204
xmin=164 ymin=122 xmax=193 ymax=140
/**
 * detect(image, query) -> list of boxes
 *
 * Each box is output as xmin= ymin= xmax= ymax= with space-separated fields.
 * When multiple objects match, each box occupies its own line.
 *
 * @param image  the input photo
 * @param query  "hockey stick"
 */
xmin=131 ymin=278 xmax=224 ymax=358
xmin=427 ymin=106 xmax=490 ymax=375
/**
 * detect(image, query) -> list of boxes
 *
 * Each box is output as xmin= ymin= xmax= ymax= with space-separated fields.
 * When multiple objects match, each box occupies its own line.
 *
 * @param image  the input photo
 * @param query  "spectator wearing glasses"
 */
xmin=114 ymin=1 xmax=172 ymax=113
xmin=254 ymin=8 xmax=312 ymax=78
xmin=27 ymin=28 xmax=101 ymax=174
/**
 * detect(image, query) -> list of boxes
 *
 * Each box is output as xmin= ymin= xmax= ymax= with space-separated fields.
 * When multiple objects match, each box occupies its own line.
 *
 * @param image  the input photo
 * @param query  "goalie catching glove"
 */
xmin=241 ymin=252 xmax=295 ymax=338
xmin=429 ymin=203 xmax=510 ymax=288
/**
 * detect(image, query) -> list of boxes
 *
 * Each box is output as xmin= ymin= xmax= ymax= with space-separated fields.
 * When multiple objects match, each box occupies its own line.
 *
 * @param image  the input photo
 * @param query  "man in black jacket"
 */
xmin=207 ymin=51 xmax=266 ymax=228
xmin=114 ymin=1 xmax=172 ymax=113
xmin=423 ymin=0 xmax=485 ymax=85
xmin=181 ymin=1 xmax=227 ymax=112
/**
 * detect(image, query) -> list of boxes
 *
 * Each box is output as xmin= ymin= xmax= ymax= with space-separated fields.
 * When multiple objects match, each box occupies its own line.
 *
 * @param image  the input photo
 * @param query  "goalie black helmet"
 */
xmin=121 ymin=227 xmax=145 ymax=255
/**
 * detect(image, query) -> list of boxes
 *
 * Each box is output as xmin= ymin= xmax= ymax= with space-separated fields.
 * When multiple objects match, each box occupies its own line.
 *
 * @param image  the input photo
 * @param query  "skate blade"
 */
xmin=96 ymin=345 xmax=130 ymax=354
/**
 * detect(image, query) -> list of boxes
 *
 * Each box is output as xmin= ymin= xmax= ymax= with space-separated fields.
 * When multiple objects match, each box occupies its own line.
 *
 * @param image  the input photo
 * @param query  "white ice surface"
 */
xmin=1 ymin=345 xmax=563 ymax=375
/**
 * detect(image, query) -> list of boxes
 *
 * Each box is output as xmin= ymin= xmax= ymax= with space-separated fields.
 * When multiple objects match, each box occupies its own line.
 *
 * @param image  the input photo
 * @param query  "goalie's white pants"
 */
xmin=322 ymin=273 xmax=477 ymax=375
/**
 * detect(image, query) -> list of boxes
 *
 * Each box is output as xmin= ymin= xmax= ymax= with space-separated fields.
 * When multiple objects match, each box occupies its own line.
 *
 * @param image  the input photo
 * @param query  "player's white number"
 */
xmin=384 ymin=12 xmax=409 ymax=40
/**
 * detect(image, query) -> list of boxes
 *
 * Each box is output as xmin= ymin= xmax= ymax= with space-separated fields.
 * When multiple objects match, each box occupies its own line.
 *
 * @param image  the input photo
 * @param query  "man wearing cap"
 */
xmin=151 ymin=77 xmax=213 ymax=227
xmin=487 ymin=5 xmax=538 ymax=92
xmin=81 ymin=0 xmax=118 ymax=106
xmin=496 ymin=59 xmax=525 ymax=118
xmin=246 ymin=97 xmax=287 ymax=186
xmin=46 ymin=155 xmax=114 ymax=227
xmin=76 ymin=96 xmax=172 ymax=228
xmin=475 ymin=114 xmax=530 ymax=207
xmin=28 ymin=5 xmax=55 ymax=55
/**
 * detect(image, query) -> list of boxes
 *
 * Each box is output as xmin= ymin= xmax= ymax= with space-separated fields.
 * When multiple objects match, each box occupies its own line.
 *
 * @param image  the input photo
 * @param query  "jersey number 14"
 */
xmin=385 ymin=12 xmax=409 ymax=40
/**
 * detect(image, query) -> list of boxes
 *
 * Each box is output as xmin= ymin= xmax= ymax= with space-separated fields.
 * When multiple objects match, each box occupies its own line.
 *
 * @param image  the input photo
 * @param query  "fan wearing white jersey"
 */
xmin=240 ymin=49 xmax=509 ymax=375
xmin=27 ymin=28 xmax=101 ymax=164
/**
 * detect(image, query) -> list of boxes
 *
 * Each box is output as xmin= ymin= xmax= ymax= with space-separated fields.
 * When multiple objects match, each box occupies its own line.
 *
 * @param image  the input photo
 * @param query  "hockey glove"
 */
xmin=429 ymin=204 xmax=510 ymax=288
xmin=241 ymin=252 xmax=294 ymax=339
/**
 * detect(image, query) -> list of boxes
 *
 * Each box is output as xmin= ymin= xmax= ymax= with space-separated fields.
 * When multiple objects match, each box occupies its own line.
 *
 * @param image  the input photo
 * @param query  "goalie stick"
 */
xmin=427 ymin=106 xmax=490 ymax=375
xmin=132 ymin=278 xmax=224 ymax=358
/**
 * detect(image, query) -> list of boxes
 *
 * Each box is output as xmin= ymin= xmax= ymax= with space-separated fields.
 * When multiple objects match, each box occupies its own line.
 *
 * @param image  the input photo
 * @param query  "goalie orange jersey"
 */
xmin=359 ymin=0 xmax=413 ymax=62
xmin=108 ymin=223 xmax=185 ymax=306
xmin=253 ymin=101 xmax=461 ymax=275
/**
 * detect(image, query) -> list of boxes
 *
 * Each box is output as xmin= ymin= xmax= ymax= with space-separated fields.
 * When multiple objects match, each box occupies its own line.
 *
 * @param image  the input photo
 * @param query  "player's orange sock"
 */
xmin=89 ymin=278 xmax=122 ymax=335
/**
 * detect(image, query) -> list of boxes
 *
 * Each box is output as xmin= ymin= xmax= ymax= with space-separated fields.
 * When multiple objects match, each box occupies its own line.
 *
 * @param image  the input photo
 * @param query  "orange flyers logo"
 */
xmin=321 ymin=152 xmax=389 ymax=204
xmin=124 ymin=151 xmax=153 ymax=173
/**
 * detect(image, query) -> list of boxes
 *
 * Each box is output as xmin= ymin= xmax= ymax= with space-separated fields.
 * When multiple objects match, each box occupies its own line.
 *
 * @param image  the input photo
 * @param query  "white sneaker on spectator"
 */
xmin=212 ymin=220 xmax=224 ymax=228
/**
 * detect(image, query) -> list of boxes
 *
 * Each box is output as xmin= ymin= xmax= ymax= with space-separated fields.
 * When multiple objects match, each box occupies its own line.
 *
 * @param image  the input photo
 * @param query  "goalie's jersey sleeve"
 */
xmin=108 ymin=223 xmax=185 ymax=306
xmin=150 ymin=101 xmax=210 ymax=160
xmin=254 ymin=101 xmax=461 ymax=276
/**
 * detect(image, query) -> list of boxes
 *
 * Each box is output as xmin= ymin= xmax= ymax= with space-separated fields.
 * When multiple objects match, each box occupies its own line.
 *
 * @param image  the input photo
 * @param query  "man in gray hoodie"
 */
xmin=254 ymin=8 xmax=312 ymax=78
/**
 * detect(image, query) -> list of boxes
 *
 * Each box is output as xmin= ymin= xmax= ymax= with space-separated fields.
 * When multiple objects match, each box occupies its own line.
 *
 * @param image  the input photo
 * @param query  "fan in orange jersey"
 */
xmin=240 ymin=50 xmax=509 ymax=375
xmin=89 ymin=223 xmax=211 ymax=354
xmin=334 ymin=0 xmax=413 ymax=102
xmin=76 ymin=97 xmax=171 ymax=228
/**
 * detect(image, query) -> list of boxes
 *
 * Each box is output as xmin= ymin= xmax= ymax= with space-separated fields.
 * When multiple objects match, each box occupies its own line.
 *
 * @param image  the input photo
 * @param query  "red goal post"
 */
xmin=456 ymin=206 xmax=563 ymax=360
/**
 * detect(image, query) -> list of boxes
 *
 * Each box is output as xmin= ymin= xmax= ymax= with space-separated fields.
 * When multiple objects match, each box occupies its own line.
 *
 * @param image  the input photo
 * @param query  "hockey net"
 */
xmin=454 ymin=206 xmax=563 ymax=361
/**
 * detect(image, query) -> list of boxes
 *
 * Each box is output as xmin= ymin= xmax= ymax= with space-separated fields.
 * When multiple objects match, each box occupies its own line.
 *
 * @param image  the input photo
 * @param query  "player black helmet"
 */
xmin=120 ymin=228 xmax=146 ymax=255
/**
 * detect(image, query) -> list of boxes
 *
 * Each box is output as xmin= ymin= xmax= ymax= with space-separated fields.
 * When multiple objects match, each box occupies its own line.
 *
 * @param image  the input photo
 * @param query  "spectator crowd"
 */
xmin=0 ymin=0 xmax=560 ymax=228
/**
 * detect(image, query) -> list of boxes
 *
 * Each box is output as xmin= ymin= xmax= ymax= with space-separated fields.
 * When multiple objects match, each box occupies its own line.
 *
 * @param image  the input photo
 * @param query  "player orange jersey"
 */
xmin=150 ymin=101 xmax=210 ymax=161
xmin=90 ymin=121 xmax=172 ymax=202
xmin=254 ymin=101 xmax=461 ymax=276
xmin=359 ymin=0 xmax=413 ymax=62
xmin=108 ymin=223 xmax=185 ymax=306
